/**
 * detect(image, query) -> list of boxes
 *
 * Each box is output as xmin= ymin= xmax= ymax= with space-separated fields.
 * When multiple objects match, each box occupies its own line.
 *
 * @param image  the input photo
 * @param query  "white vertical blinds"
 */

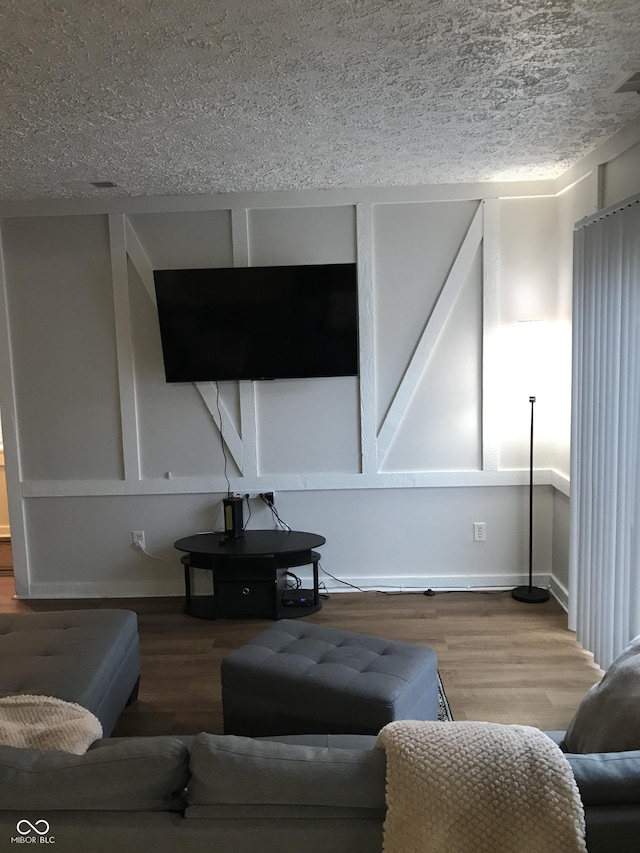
xmin=569 ymin=196 xmax=640 ymax=669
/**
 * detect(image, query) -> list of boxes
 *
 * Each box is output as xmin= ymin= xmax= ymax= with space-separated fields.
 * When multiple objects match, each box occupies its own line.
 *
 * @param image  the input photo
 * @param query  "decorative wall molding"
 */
xmin=550 ymin=469 xmax=570 ymax=497
xmin=376 ymin=203 xmax=483 ymax=468
xmin=554 ymin=114 xmax=640 ymax=198
xmin=549 ymin=574 xmax=569 ymax=612
xmin=231 ymin=209 xmax=259 ymax=478
xmin=193 ymin=382 xmax=243 ymax=470
xmin=20 ymin=468 xmax=560 ymax=498
xmin=481 ymin=199 xmax=500 ymax=471
xmin=231 ymin=208 xmax=250 ymax=266
xmin=120 ymin=213 xmax=244 ymax=472
xmin=320 ymin=572 xmax=552 ymax=593
xmin=109 ymin=213 xmax=140 ymax=480
xmin=1 ymin=170 xmax=592 ymax=600
xmin=239 ymin=381 xmax=258 ymax=479
xmin=118 ymin=200 xmax=493 ymax=485
xmin=356 ymin=203 xmax=377 ymax=475
xmin=0 ymin=224 xmax=29 ymax=594
xmin=0 ymin=179 xmax=560 ymax=219
xmin=123 ymin=217 xmax=156 ymax=300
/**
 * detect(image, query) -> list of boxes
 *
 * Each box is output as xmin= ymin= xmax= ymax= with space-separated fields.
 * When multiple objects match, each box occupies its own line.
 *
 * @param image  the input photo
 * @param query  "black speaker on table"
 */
xmin=223 ymin=496 xmax=244 ymax=539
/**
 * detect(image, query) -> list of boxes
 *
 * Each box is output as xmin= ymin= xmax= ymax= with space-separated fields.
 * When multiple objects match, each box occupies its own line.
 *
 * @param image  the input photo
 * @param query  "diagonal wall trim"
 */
xmin=124 ymin=216 xmax=156 ymax=303
xmin=239 ymin=380 xmax=258 ymax=477
xmin=195 ymin=382 xmax=243 ymax=471
xmin=108 ymin=214 xmax=140 ymax=480
xmin=376 ymin=202 xmax=483 ymax=467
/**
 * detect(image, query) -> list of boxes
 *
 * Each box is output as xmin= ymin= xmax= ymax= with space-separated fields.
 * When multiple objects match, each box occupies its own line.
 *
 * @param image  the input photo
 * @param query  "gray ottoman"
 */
xmin=221 ymin=619 xmax=439 ymax=736
xmin=0 ymin=610 xmax=140 ymax=737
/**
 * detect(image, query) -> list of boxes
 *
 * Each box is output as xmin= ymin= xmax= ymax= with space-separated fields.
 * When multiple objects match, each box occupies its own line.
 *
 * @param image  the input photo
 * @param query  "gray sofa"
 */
xmin=546 ymin=731 xmax=640 ymax=852
xmin=0 ymin=608 xmax=638 ymax=852
xmin=0 ymin=730 xmax=638 ymax=852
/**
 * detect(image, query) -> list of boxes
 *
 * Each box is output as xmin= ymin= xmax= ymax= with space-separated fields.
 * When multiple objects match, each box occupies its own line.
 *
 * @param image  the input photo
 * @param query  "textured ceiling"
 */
xmin=2 ymin=0 xmax=640 ymax=200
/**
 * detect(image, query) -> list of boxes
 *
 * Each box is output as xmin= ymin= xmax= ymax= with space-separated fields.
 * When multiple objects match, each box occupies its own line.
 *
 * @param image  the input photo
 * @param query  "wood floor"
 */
xmin=0 ymin=578 xmax=603 ymax=737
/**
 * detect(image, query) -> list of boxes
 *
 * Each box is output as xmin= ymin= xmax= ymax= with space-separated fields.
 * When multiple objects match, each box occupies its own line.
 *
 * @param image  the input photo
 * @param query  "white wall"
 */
xmin=1 ymin=126 xmax=638 ymax=600
xmin=495 ymin=197 xmax=560 ymax=472
xmin=21 ymin=484 xmax=553 ymax=597
xmin=0 ymin=187 xmax=560 ymax=599
xmin=601 ymin=141 xmax=640 ymax=209
xmin=3 ymin=216 xmax=122 ymax=481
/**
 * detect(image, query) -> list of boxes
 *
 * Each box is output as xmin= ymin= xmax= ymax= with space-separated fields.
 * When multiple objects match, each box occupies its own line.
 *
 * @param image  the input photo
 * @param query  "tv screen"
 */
xmin=153 ymin=263 xmax=358 ymax=382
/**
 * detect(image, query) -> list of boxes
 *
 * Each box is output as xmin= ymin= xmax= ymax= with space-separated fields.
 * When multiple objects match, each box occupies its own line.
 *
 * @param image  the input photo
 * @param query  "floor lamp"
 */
xmin=512 ymin=396 xmax=550 ymax=603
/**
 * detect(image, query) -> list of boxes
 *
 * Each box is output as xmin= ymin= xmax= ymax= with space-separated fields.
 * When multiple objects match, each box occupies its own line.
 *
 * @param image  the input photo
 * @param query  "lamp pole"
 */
xmin=512 ymin=396 xmax=550 ymax=603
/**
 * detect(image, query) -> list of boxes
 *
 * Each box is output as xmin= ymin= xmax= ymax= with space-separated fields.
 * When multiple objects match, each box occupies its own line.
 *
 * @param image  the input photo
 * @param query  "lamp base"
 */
xmin=511 ymin=585 xmax=550 ymax=604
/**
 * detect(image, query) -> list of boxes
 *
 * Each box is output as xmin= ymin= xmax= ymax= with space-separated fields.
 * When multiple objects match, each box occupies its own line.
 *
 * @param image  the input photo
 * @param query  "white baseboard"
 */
xmin=23 ymin=580 xmax=184 ymax=599
xmin=320 ymin=572 xmax=551 ymax=593
xmin=21 ymin=573 xmax=552 ymax=600
xmin=549 ymin=574 xmax=569 ymax=612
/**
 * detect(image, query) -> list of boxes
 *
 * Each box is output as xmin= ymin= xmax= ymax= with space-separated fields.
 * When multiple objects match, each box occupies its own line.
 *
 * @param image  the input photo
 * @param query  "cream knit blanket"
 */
xmin=0 ymin=694 xmax=103 ymax=754
xmin=376 ymin=720 xmax=586 ymax=853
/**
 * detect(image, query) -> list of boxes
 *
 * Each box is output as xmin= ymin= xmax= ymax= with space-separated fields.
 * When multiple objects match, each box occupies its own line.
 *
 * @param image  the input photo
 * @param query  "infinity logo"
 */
xmin=16 ymin=820 xmax=50 ymax=836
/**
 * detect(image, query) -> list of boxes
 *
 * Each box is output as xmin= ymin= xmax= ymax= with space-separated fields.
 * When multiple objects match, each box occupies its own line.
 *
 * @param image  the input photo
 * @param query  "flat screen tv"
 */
xmin=153 ymin=263 xmax=358 ymax=382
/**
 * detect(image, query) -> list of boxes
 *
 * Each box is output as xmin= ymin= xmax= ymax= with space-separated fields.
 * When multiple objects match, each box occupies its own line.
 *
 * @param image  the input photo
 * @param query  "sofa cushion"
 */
xmin=260 ymin=734 xmax=379 ymax=750
xmin=187 ymin=733 xmax=385 ymax=810
xmin=566 ymin=750 xmax=640 ymax=806
xmin=564 ymin=634 xmax=640 ymax=753
xmin=0 ymin=736 xmax=189 ymax=811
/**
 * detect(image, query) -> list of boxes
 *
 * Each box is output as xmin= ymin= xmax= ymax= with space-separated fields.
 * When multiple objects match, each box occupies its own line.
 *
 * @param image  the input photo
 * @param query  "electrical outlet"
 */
xmin=132 ymin=530 xmax=145 ymax=550
xmin=473 ymin=522 xmax=487 ymax=542
xmin=242 ymin=492 xmax=275 ymax=504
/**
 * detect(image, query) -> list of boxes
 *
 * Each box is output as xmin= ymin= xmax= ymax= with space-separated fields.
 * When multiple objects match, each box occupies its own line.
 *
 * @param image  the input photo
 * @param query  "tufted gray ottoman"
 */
xmin=0 ymin=610 xmax=140 ymax=736
xmin=221 ymin=619 xmax=439 ymax=736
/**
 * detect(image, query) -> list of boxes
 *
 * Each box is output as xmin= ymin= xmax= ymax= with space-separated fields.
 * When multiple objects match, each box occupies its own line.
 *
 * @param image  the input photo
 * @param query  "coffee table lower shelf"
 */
xmin=184 ymin=591 xmax=322 ymax=621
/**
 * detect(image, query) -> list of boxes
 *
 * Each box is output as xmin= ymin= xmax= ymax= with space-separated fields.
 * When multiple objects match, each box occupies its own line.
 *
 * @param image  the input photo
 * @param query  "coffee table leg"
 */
xmin=183 ymin=556 xmax=192 ymax=614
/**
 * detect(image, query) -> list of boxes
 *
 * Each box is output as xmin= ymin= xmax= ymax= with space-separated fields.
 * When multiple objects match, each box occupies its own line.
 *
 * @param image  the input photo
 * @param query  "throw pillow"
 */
xmin=564 ymin=634 xmax=640 ymax=753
